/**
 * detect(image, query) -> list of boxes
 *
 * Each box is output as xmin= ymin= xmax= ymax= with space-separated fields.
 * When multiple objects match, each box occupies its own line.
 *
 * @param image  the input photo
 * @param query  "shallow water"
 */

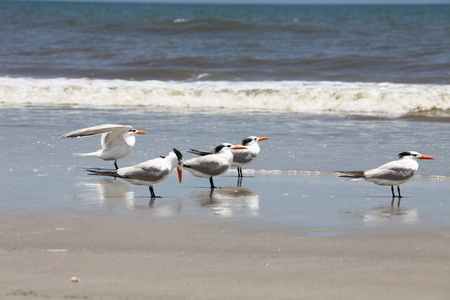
xmin=1 ymin=107 xmax=448 ymax=231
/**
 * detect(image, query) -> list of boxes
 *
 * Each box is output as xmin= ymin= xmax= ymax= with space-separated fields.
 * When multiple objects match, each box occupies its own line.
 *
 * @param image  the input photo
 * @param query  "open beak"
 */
xmin=177 ymin=167 xmax=182 ymax=183
xmin=232 ymin=146 xmax=248 ymax=150
xmin=136 ymin=130 xmax=147 ymax=135
xmin=258 ymin=137 xmax=269 ymax=141
xmin=419 ymin=155 xmax=435 ymax=160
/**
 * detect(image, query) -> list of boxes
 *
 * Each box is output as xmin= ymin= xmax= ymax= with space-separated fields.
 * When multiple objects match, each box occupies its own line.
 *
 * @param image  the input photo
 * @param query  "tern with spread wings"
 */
xmin=60 ymin=124 xmax=147 ymax=169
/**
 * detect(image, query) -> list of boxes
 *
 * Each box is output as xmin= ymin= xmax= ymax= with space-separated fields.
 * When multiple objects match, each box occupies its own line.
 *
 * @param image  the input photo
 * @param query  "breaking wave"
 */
xmin=1 ymin=77 xmax=449 ymax=115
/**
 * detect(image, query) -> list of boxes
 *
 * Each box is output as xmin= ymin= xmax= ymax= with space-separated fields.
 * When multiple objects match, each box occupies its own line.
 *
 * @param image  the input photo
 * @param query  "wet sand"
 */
xmin=1 ymin=213 xmax=450 ymax=300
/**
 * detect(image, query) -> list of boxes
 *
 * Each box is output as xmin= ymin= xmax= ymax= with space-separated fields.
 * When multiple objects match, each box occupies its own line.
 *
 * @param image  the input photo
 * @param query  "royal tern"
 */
xmin=60 ymin=124 xmax=147 ymax=169
xmin=232 ymin=136 xmax=269 ymax=177
xmin=337 ymin=151 xmax=435 ymax=199
xmin=188 ymin=136 xmax=269 ymax=177
xmin=183 ymin=143 xmax=247 ymax=188
xmin=87 ymin=148 xmax=183 ymax=199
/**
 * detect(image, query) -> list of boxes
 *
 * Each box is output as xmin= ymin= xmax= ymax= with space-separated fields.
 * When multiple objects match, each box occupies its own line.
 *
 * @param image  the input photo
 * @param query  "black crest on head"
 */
xmin=242 ymin=137 xmax=253 ymax=146
xmin=214 ymin=144 xmax=226 ymax=153
xmin=173 ymin=148 xmax=183 ymax=161
xmin=398 ymin=151 xmax=412 ymax=158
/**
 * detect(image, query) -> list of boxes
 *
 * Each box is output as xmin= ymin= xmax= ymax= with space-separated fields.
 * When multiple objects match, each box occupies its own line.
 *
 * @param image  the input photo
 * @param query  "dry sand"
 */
xmin=1 ymin=213 xmax=450 ymax=300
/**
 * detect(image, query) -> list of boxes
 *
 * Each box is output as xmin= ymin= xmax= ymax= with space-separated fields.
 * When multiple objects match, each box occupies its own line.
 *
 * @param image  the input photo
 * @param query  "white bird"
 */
xmin=337 ymin=151 xmax=435 ymax=199
xmin=183 ymin=143 xmax=247 ymax=188
xmin=232 ymin=136 xmax=269 ymax=177
xmin=87 ymin=148 xmax=183 ymax=199
xmin=60 ymin=124 xmax=147 ymax=169
xmin=188 ymin=136 xmax=269 ymax=177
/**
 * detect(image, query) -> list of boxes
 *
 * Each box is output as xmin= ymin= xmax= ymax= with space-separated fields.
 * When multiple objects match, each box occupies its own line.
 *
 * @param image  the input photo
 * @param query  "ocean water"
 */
xmin=0 ymin=2 xmax=449 ymax=229
xmin=1 ymin=2 xmax=449 ymax=115
xmin=1 ymin=2 xmax=449 ymax=83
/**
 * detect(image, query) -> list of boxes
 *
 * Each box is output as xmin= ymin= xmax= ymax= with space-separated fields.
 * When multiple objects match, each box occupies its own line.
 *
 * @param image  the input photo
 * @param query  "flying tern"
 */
xmin=337 ymin=151 xmax=435 ymax=199
xmin=60 ymin=124 xmax=147 ymax=169
xmin=87 ymin=148 xmax=183 ymax=199
xmin=188 ymin=136 xmax=269 ymax=177
xmin=183 ymin=143 xmax=248 ymax=188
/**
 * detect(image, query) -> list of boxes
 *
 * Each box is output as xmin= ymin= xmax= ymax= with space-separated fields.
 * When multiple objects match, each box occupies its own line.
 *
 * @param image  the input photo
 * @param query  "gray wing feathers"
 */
xmin=232 ymin=151 xmax=254 ymax=164
xmin=365 ymin=168 xmax=415 ymax=181
xmin=119 ymin=165 xmax=169 ymax=182
xmin=60 ymin=124 xmax=132 ymax=138
xmin=184 ymin=158 xmax=229 ymax=176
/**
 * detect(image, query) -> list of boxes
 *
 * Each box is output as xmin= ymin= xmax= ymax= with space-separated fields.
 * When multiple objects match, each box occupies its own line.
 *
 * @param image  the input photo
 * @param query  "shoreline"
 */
xmin=1 ymin=213 xmax=450 ymax=299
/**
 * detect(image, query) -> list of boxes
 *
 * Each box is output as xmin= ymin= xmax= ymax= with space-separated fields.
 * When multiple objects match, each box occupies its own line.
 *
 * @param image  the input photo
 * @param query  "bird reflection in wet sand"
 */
xmin=360 ymin=205 xmax=419 ymax=224
xmin=79 ymin=178 xmax=136 ymax=209
xmin=191 ymin=187 xmax=260 ymax=217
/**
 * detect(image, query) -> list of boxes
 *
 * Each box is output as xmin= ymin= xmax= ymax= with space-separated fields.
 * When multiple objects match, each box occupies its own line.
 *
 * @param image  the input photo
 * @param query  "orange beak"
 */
xmin=177 ymin=167 xmax=182 ymax=183
xmin=258 ymin=137 xmax=269 ymax=141
xmin=419 ymin=155 xmax=435 ymax=160
xmin=136 ymin=130 xmax=147 ymax=135
xmin=232 ymin=146 xmax=248 ymax=150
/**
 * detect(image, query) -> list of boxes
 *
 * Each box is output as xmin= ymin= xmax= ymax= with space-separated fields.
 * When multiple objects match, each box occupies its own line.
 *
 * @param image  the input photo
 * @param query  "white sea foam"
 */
xmin=173 ymin=18 xmax=188 ymax=23
xmin=1 ymin=77 xmax=449 ymax=115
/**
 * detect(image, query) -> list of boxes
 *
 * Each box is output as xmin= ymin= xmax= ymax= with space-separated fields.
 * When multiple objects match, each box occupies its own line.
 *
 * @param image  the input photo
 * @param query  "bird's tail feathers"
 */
xmin=188 ymin=149 xmax=213 ymax=156
xmin=336 ymin=171 xmax=366 ymax=178
xmin=73 ymin=151 xmax=102 ymax=158
xmin=87 ymin=169 xmax=119 ymax=177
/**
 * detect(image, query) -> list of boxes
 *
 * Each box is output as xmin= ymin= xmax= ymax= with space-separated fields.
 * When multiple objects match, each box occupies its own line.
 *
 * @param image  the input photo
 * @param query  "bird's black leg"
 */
xmin=238 ymin=167 xmax=243 ymax=177
xmin=397 ymin=186 xmax=402 ymax=199
xmin=148 ymin=186 xmax=161 ymax=199
xmin=209 ymin=177 xmax=216 ymax=189
xmin=391 ymin=186 xmax=396 ymax=198
xmin=114 ymin=160 xmax=119 ymax=170
xmin=149 ymin=186 xmax=156 ymax=198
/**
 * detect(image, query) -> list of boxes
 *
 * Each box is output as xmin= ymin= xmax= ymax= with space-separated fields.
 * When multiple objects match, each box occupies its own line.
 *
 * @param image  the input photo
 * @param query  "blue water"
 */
xmin=1 ymin=2 xmax=449 ymax=83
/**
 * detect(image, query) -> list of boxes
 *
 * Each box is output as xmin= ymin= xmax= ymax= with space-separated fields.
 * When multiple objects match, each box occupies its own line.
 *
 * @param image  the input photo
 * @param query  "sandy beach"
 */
xmin=1 ymin=213 xmax=450 ymax=300
xmin=1 ymin=106 xmax=449 ymax=299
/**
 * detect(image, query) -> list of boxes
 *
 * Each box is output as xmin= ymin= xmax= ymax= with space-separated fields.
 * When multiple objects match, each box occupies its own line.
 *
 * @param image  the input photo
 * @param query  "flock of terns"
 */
xmin=60 ymin=124 xmax=435 ymax=203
